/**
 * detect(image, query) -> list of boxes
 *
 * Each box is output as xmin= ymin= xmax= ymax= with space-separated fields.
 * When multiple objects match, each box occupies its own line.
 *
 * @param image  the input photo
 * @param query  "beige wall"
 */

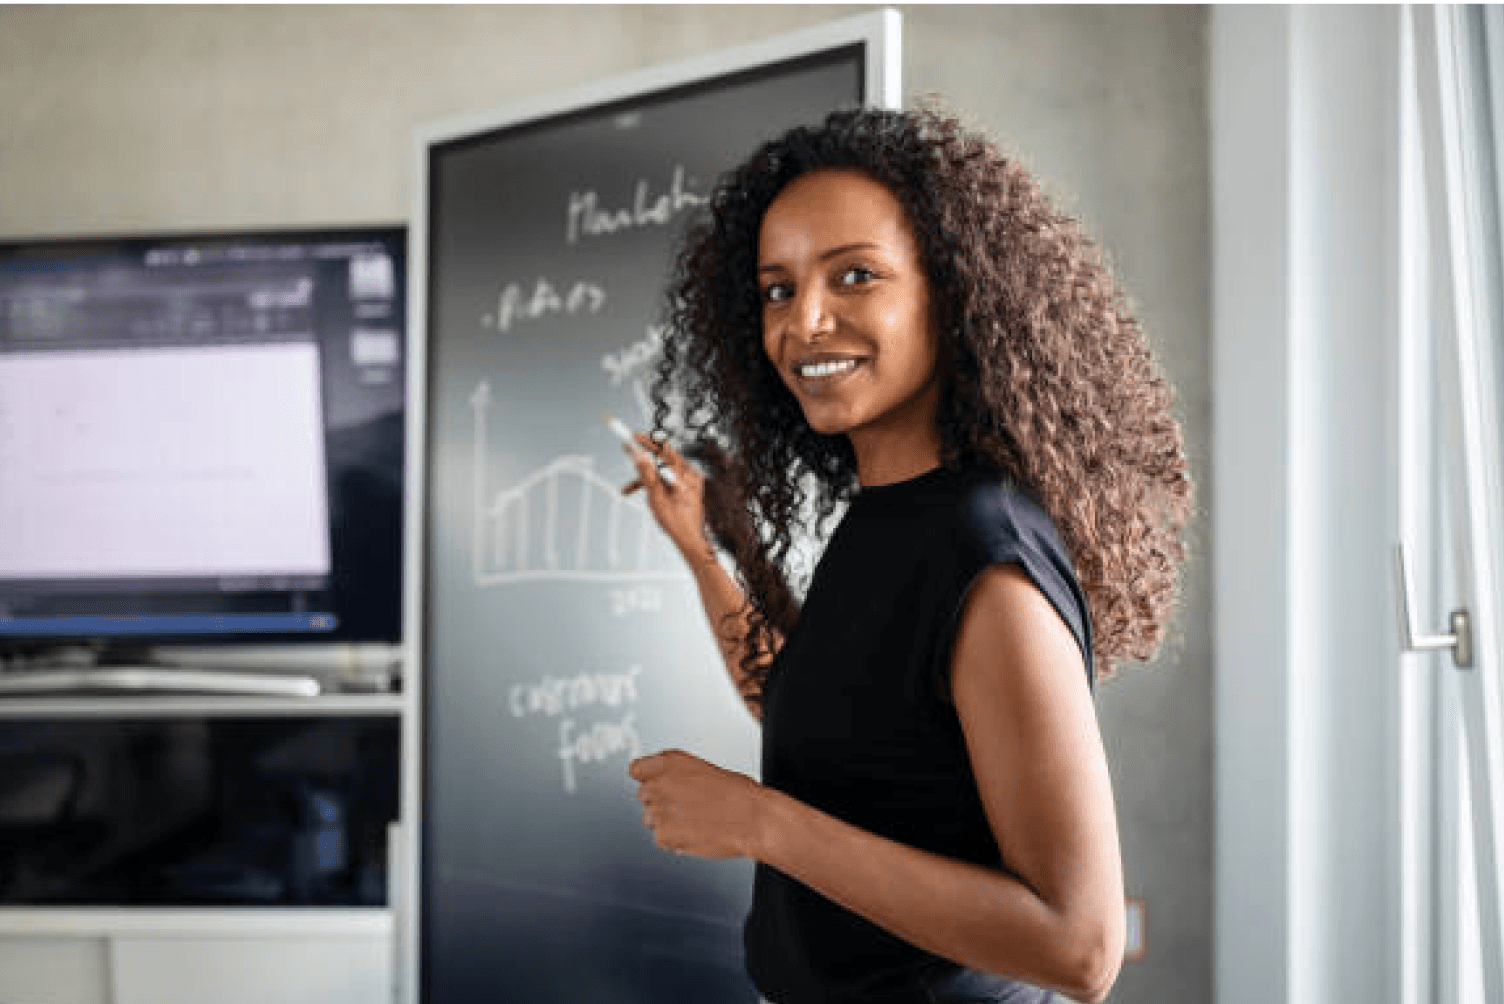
xmin=0 ymin=6 xmax=1211 ymax=1001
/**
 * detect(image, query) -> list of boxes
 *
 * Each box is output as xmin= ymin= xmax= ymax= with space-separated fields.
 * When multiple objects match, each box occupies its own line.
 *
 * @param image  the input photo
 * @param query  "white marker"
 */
xmin=604 ymin=415 xmax=676 ymax=485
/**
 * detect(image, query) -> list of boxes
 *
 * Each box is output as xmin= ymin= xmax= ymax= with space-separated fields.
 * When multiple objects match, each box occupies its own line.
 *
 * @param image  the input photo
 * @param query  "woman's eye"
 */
xmin=762 ymin=282 xmax=793 ymax=304
xmin=839 ymin=265 xmax=875 ymax=287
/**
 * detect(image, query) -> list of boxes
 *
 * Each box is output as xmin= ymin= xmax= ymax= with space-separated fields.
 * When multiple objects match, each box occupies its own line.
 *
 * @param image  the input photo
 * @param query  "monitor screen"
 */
xmin=0 ymin=226 xmax=406 ymax=650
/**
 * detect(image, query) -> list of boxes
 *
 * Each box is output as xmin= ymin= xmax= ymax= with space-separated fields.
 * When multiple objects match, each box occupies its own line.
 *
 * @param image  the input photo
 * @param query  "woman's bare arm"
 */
xmin=623 ymin=435 xmax=775 ymax=717
xmin=632 ymin=563 xmax=1123 ymax=1001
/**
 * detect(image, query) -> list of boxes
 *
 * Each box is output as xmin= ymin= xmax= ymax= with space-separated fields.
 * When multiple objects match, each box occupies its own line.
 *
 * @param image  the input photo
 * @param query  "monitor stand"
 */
xmin=0 ymin=644 xmax=321 ymax=697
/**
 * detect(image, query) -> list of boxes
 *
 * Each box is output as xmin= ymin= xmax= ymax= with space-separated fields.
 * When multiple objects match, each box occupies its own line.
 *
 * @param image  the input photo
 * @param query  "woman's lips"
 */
xmin=792 ymin=354 xmax=864 ymax=392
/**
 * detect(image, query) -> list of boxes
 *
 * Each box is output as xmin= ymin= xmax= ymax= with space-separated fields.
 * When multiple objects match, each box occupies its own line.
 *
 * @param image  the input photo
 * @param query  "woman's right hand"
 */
xmin=621 ymin=434 xmax=715 ymax=568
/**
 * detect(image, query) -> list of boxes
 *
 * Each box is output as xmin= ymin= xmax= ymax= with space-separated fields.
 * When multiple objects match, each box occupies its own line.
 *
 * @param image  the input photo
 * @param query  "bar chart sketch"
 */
xmin=470 ymin=381 xmax=688 ymax=586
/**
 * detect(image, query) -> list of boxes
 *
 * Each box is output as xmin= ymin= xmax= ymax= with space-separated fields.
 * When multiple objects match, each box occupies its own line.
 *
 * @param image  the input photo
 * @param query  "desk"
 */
xmin=0 ymin=908 xmax=391 ymax=1004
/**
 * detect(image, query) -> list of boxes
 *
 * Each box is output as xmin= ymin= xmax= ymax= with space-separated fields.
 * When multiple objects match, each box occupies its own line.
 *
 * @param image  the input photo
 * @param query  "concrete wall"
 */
xmin=0 ymin=6 xmax=1211 ymax=1002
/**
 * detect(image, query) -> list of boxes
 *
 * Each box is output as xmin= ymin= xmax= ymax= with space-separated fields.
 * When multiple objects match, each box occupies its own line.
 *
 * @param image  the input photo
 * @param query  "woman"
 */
xmin=624 ymin=107 xmax=1191 ymax=1004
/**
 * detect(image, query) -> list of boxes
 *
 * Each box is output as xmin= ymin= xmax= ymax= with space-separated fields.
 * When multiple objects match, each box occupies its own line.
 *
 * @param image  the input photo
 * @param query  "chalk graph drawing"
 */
xmin=470 ymin=381 xmax=688 ymax=586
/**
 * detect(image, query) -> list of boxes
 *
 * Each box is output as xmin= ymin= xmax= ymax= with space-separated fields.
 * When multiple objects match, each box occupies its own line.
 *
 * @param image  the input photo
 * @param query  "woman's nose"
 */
xmin=789 ymin=287 xmax=834 ymax=342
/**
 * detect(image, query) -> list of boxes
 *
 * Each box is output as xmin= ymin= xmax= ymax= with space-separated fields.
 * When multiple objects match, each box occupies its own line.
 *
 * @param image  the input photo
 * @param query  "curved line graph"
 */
xmin=471 ymin=381 xmax=687 ymax=586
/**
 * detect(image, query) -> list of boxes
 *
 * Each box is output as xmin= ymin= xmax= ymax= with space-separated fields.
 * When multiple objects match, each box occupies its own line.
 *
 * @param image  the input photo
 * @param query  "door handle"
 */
xmin=1394 ymin=543 xmax=1474 ymax=668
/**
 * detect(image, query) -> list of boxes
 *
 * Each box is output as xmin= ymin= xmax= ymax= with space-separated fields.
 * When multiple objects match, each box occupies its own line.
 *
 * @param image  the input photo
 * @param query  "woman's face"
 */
xmin=757 ymin=168 xmax=941 ymax=481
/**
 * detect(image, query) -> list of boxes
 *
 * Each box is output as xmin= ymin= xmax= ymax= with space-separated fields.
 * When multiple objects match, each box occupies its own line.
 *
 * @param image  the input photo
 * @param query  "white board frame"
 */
xmin=398 ymin=11 xmax=901 ymax=1002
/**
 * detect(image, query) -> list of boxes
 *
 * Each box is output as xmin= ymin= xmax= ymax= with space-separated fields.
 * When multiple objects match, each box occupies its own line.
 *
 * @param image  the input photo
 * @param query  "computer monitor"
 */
xmin=0 ymin=226 xmax=406 ymax=659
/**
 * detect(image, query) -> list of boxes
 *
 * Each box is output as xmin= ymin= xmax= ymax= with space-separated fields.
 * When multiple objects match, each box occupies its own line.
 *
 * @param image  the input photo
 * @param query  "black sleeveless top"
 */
xmin=744 ymin=466 xmax=1092 ymax=1004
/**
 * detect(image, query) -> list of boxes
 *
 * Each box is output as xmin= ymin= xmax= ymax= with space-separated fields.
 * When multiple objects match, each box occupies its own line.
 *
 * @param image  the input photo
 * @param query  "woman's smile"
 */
xmin=793 ymin=353 xmax=865 ymax=389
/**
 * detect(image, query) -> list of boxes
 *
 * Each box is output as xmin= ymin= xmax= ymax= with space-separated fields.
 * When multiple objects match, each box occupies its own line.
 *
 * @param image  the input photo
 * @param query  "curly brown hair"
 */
xmin=652 ymin=106 xmax=1192 ymax=693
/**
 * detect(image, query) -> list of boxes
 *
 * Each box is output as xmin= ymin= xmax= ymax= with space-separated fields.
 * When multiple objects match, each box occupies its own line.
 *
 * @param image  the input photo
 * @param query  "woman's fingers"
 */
xmin=634 ymin=434 xmax=689 ymax=478
xmin=629 ymin=752 xmax=666 ymax=782
xmin=649 ymin=435 xmax=686 ymax=468
xmin=623 ymin=442 xmax=667 ymax=491
xmin=628 ymin=434 xmax=704 ymax=499
xmin=628 ymin=749 xmax=763 ymax=861
xmin=621 ymin=434 xmax=659 ymax=479
xmin=617 ymin=435 xmax=706 ymax=563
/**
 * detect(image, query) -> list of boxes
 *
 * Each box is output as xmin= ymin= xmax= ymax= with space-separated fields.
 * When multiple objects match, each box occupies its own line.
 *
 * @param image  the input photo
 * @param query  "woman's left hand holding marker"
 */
xmin=616 ymin=425 xmax=713 ymax=567
xmin=607 ymin=416 xmax=676 ymax=485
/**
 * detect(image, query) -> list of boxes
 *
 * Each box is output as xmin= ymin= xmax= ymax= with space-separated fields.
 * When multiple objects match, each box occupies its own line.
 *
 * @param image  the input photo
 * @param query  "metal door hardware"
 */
xmin=1395 ymin=543 xmax=1474 ymax=668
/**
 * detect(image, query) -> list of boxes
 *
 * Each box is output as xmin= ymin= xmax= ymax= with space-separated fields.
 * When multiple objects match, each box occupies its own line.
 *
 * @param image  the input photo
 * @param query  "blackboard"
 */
xmin=411 ymin=14 xmax=899 ymax=1004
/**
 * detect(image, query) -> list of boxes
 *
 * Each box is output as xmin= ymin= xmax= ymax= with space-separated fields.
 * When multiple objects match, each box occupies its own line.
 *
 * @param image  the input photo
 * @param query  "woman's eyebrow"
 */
xmin=757 ymin=242 xmax=884 ymax=273
xmin=817 ymin=241 xmax=882 ymax=260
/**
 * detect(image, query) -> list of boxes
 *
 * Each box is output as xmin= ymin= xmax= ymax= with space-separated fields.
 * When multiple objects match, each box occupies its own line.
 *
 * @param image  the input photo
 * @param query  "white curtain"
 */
xmin=1409 ymin=6 xmax=1504 ymax=1003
